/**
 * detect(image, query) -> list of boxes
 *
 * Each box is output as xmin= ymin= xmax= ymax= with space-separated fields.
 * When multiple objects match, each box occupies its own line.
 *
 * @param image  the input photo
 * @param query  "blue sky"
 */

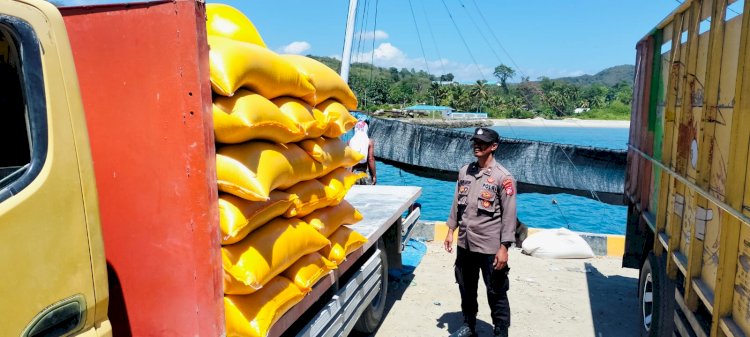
xmin=209 ymin=1 xmax=678 ymax=82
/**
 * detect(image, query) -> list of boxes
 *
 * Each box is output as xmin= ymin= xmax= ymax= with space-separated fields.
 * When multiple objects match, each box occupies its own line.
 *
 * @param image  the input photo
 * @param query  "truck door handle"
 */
xmin=22 ymin=295 xmax=85 ymax=337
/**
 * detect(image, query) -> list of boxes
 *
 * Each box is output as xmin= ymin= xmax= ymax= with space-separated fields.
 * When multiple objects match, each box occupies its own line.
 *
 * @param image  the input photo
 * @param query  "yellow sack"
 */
xmin=320 ymin=227 xmax=368 ymax=265
xmin=223 ymin=218 xmax=330 ymax=294
xmin=304 ymin=201 xmax=363 ymax=238
xmin=298 ymin=137 xmax=364 ymax=169
xmin=213 ymin=90 xmax=305 ymax=144
xmin=216 ymin=142 xmax=324 ymax=201
xmin=273 ymin=97 xmax=327 ymax=139
xmin=206 ymin=3 xmax=267 ymax=47
xmin=208 ymin=36 xmax=315 ymax=100
xmin=282 ymin=252 xmax=337 ymax=293
xmin=282 ymin=179 xmax=340 ymax=218
xmin=318 ymin=100 xmax=358 ymax=138
xmin=219 ymin=191 xmax=297 ymax=245
xmin=281 ymin=54 xmax=358 ymax=110
xmin=224 ymin=276 xmax=304 ymax=337
xmin=318 ymin=168 xmax=366 ymax=203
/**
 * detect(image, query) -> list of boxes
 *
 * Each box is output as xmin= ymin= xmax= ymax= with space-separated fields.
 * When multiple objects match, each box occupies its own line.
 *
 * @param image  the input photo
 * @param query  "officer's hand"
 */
xmin=493 ymin=245 xmax=508 ymax=270
xmin=371 ymin=177 xmax=377 ymax=185
xmin=444 ymin=232 xmax=453 ymax=253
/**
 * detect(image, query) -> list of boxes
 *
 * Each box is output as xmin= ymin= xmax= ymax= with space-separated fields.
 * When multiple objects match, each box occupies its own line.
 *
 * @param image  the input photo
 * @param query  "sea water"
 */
xmin=377 ymin=125 xmax=630 ymax=235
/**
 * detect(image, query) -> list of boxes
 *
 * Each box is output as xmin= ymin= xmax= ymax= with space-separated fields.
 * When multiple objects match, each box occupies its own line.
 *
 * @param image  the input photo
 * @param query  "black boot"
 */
xmin=493 ymin=325 xmax=509 ymax=337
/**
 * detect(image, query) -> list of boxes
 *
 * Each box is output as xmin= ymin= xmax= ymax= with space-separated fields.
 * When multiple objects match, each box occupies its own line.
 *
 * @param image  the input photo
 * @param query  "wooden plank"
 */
xmin=720 ymin=317 xmax=748 ymax=337
xmin=677 ymin=288 xmax=711 ymax=337
xmin=702 ymin=0 xmax=744 ymax=308
xmin=733 ymin=225 xmax=750 ymax=336
xmin=656 ymin=25 xmax=675 ymax=256
xmin=694 ymin=278 xmax=717 ymax=313
xmin=676 ymin=250 xmax=691 ymax=275
xmin=650 ymin=29 xmax=666 ymax=218
xmin=677 ymin=310 xmax=700 ymax=337
xmin=665 ymin=12 xmax=689 ymax=278
xmin=712 ymin=0 xmax=750 ymax=336
xmin=683 ymin=0 xmax=723 ymax=310
xmin=640 ymin=36 xmax=656 ymax=214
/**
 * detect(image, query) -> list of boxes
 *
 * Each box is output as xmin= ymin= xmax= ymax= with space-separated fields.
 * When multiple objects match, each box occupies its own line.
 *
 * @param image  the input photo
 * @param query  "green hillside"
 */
xmin=307 ymin=55 xmax=633 ymax=120
xmin=554 ymin=65 xmax=635 ymax=86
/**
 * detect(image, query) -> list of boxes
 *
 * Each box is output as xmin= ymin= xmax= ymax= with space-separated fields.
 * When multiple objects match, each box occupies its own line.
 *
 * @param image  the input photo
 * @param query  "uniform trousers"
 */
xmin=454 ymin=246 xmax=511 ymax=328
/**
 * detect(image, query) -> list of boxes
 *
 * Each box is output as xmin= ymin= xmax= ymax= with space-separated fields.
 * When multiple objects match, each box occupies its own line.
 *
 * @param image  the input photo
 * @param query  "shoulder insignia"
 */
xmin=502 ymin=178 xmax=514 ymax=196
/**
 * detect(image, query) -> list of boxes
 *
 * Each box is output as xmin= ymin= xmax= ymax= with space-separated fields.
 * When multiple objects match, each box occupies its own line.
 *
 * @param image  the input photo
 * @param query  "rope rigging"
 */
xmin=457 ymin=0 xmax=504 ymax=68
xmin=407 ymin=0 xmax=431 ymax=76
xmin=420 ymin=1 xmax=448 ymax=78
xmin=439 ymin=0 xmax=487 ymax=81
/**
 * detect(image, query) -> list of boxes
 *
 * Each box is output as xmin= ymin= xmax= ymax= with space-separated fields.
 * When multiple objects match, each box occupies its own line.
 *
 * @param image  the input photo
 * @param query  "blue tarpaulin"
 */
xmin=389 ymin=238 xmax=427 ymax=279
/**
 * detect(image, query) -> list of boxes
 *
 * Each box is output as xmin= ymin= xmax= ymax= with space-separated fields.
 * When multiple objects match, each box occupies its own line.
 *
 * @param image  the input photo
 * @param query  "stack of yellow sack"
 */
xmin=207 ymin=4 xmax=369 ymax=337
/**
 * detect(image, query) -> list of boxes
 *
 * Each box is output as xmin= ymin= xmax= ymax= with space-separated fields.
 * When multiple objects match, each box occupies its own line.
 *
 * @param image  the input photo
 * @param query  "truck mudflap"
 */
xmin=297 ymin=247 xmax=384 ymax=337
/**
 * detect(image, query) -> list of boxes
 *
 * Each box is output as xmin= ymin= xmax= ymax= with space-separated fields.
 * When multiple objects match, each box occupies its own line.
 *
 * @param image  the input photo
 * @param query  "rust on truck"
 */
xmin=625 ymin=0 xmax=750 ymax=336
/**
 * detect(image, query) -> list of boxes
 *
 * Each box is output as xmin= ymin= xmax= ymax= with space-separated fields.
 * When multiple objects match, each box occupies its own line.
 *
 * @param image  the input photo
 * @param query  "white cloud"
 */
xmin=355 ymin=30 xmax=389 ymax=40
xmin=348 ymin=43 xmax=592 ymax=82
xmin=279 ymin=41 xmax=311 ymax=55
xmin=351 ymin=43 xmax=494 ymax=82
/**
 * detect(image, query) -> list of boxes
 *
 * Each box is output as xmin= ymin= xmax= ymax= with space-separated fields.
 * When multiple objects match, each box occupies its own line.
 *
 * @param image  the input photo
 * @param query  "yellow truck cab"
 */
xmin=0 ymin=0 xmax=110 ymax=336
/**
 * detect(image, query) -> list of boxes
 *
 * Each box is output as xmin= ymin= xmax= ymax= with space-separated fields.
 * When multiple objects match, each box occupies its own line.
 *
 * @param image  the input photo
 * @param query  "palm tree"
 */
xmin=429 ymin=82 xmax=442 ymax=106
xmin=470 ymin=80 xmax=489 ymax=112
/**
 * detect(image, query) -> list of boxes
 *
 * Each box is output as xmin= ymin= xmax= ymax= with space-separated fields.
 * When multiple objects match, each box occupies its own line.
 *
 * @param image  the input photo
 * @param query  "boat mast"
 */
xmin=340 ymin=0 xmax=358 ymax=84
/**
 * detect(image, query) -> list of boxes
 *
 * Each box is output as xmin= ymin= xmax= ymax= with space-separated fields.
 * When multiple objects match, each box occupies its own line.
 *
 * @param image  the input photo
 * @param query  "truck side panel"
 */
xmin=626 ymin=0 xmax=750 ymax=336
xmin=60 ymin=2 xmax=223 ymax=335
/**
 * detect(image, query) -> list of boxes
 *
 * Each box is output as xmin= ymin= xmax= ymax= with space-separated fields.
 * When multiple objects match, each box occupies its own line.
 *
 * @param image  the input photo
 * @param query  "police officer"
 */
xmin=445 ymin=127 xmax=517 ymax=337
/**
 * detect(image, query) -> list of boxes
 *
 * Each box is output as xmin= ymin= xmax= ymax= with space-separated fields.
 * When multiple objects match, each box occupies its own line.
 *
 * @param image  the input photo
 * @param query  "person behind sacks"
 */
xmin=444 ymin=127 xmax=517 ymax=337
xmin=348 ymin=118 xmax=376 ymax=185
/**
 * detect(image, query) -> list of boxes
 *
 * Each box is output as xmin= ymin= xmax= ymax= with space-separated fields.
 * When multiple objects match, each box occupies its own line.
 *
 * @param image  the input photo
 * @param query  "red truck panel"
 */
xmin=61 ymin=2 xmax=223 ymax=335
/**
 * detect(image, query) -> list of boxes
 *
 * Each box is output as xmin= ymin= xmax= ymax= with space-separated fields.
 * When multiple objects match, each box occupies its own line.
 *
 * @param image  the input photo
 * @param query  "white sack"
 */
xmin=521 ymin=228 xmax=594 ymax=259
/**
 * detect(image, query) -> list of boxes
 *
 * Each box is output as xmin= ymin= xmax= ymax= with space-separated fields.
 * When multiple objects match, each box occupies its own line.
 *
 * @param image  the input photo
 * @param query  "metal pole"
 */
xmin=340 ymin=0 xmax=358 ymax=84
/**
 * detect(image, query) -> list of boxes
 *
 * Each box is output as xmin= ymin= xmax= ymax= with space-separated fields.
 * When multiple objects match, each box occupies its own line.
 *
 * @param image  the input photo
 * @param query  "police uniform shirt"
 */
xmin=446 ymin=160 xmax=517 ymax=254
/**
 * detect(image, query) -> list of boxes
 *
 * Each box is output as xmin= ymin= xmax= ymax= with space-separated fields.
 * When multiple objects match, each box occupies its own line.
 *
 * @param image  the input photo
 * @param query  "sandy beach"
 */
xmin=491 ymin=118 xmax=630 ymax=128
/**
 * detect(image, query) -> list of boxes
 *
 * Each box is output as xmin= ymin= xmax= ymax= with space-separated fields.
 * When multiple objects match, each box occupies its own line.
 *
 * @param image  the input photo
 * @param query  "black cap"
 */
xmin=471 ymin=127 xmax=499 ymax=143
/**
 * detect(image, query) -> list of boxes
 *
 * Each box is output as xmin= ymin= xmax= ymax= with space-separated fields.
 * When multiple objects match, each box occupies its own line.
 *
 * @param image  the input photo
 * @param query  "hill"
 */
xmin=554 ymin=65 xmax=634 ymax=87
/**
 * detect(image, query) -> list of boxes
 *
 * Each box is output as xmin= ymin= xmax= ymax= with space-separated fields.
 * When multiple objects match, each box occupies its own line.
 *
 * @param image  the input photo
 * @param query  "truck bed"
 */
xmin=269 ymin=185 xmax=422 ymax=337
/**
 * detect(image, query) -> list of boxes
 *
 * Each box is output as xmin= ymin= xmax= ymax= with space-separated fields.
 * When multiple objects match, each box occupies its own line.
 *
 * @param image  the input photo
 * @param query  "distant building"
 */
xmin=574 ymin=108 xmax=591 ymax=114
xmin=402 ymin=105 xmax=489 ymax=119
xmin=403 ymin=105 xmax=454 ymax=118
xmin=449 ymin=111 xmax=489 ymax=119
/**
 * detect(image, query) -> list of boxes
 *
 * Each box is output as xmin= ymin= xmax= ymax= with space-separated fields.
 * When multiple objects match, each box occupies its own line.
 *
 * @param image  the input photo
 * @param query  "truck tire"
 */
xmin=353 ymin=241 xmax=388 ymax=333
xmin=639 ymin=252 xmax=675 ymax=337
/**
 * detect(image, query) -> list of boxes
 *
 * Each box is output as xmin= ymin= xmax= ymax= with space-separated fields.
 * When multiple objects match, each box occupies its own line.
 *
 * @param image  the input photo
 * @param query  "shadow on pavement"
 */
xmin=349 ymin=272 xmax=415 ymax=337
xmin=436 ymin=311 xmax=494 ymax=336
xmin=585 ymin=262 xmax=639 ymax=337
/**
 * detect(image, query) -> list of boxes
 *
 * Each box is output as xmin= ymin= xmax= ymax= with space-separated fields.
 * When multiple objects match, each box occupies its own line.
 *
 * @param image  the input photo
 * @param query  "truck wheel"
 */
xmin=354 ymin=241 xmax=388 ymax=333
xmin=639 ymin=252 xmax=675 ymax=337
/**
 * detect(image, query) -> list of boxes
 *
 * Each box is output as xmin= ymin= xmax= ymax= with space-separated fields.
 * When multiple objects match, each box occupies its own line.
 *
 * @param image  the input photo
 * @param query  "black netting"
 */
xmin=368 ymin=117 xmax=626 ymax=205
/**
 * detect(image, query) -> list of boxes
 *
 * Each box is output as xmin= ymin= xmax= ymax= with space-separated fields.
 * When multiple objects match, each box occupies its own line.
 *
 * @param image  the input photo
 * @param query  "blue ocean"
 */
xmin=377 ymin=125 xmax=630 ymax=235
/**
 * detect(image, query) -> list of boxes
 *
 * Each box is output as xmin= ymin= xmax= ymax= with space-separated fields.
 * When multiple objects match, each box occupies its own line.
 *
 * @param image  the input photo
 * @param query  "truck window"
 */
xmin=0 ymin=17 xmax=47 ymax=201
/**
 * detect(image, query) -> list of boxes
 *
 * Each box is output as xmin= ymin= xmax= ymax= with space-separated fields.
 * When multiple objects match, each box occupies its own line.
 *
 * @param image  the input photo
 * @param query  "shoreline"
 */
xmin=491 ymin=118 xmax=630 ymax=128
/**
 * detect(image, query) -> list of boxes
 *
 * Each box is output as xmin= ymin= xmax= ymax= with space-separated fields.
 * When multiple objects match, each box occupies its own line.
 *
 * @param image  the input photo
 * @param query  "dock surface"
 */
xmin=360 ymin=242 xmax=639 ymax=337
